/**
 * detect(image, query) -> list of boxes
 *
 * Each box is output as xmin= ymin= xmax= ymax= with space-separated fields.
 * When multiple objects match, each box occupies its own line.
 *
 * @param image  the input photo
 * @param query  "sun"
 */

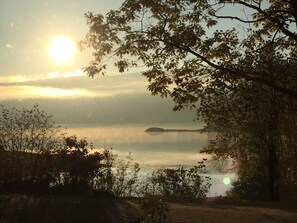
xmin=49 ymin=36 xmax=76 ymax=63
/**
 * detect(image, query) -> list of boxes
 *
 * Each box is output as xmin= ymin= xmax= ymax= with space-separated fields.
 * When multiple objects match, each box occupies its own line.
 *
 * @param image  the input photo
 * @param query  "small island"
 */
xmin=145 ymin=127 xmax=201 ymax=133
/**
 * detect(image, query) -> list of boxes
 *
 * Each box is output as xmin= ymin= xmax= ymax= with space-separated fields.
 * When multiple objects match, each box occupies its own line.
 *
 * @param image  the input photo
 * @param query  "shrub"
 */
xmin=226 ymin=156 xmax=270 ymax=200
xmin=0 ymin=105 xmax=109 ymax=193
xmin=143 ymin=160 xmax=211 ymax=199
xmin=112 ymin=153 xmax=141 ymax=197
xmin=140 ymin=195 xmax=169 ymax=223
xmin=92 ymin=151 xmax=141 ymax=197
xmin=52 ymin=136 xmax=104 ymax=193
xmin=0 ymin=104 xmax=64 ymax=192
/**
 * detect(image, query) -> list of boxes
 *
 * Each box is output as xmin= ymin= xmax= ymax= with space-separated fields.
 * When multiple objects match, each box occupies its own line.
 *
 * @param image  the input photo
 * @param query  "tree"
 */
xmin=200 ymin=47 xmax=297 ymax=201
xmin=80 ymin=0 xmax=297 ymax=201
xmin=0 ymin=105 xmax=111 ymax=193
xmin=80 ymin=0 xmax=297 ymax=103
xmin=0 ymin=104 xmax=64 ymax=190
xmin=53 ymin=135 xmax=104 ymax=192
xmin=201 ymin=74 xmax=282 ymax=200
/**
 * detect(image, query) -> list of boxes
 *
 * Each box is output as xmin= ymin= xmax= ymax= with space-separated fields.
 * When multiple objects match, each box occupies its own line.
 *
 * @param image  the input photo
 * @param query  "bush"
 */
xmin=112 ymin=153 xmax=140 ymax=197
xmin=139 ymin=160 xmax=211 ymax=199
xmin=0 ymin=105 xmax=110 ymax=193
xmin=51 ymin=136 xmax=104 ymax=193
xmin=92 ymin=151 xmax=141 ymax=197
xmin=140 ymin=195 xmax=169 ymax=223
xmin=226 ymin=156 xmax=270 ymax=200
xmin=0 ymin=104 xmax=64 ymax=192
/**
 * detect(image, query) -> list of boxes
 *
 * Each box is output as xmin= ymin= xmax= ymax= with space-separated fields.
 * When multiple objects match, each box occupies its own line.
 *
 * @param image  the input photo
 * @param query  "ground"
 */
xmin=165 ymin=198 xmax=297 ymax=223
xmin=0 ymin=193 xmax=296 ymax=223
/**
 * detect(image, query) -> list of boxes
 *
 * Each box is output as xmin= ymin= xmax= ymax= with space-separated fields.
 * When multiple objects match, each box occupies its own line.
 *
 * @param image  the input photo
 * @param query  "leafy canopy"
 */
xmin=80 ymin=0 xmax=297 ymax=111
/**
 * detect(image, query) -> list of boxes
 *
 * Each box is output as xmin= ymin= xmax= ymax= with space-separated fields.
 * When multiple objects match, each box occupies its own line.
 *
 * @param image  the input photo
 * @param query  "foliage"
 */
xmin=226 ymin=155 xmax=271 ymax=200
xmin=200 ymin=50 xmax=297 ymax=201
xmin=138 ymin=161 xmax=211 ymax=223
xmin=139 ymin=160 xmax=211 ymax=199
xmin=112 ymin=153 xmax=141 ymax=197
xmin=0 ymin=104 xmax=62 ymax=154
xmin=139 ymin=195 xmax=169 ymax=223
xmin=52 ymin=136 xmax=104 ymax=193
xmin=0 ymin=105 xmax=106 ymax=193
xmin=91 ymin=148 xmax=116 ymax=194
xmin=80 ymin=0 xmax=297 ymax=201
xmin=92 ymin=151 xmax=141 ymax=197
xmin=80 ymin=0 xmax=297 ymax=100
xmin=0 ymin=104 xmax=64 ymax=191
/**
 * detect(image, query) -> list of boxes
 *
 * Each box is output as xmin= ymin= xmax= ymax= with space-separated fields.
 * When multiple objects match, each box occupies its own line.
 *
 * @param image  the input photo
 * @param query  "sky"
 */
xmin=0 ymin=0 xmax=197 ymax=125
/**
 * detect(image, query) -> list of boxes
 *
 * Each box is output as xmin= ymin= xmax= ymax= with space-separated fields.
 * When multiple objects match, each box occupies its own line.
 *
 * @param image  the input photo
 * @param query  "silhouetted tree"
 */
xmin=80 ymin=0 xmax=297 ymax=99
xmin=0 ymin=104 xmax=64 ymax=191
xmin=53 ymin=135 xmax=103 ymax=192
xmin=200 ymin=48 xmax=297 ymax=201
xmin=80 ymin=0 xmax=297 ymax=201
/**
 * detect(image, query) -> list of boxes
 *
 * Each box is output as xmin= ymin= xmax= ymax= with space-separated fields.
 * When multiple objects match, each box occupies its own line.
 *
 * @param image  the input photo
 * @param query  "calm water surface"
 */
xmin=65 ymin=123 xmax=209 ymax=165
xmin=65 ymin=123 xmax=236 ymax=196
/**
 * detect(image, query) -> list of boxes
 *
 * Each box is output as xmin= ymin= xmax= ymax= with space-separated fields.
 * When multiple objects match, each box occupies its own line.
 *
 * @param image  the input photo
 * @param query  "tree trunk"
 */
xmin=268 ymin=145 xmax=279 ymax=201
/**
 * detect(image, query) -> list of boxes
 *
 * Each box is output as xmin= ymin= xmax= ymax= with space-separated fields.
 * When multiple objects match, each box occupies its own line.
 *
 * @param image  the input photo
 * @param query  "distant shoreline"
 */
xmin=145 ymin=127 xmax=202 ymax=133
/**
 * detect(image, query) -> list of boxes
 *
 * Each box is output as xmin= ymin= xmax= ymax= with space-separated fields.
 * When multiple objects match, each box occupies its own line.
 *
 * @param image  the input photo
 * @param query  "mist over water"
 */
xmin=65 ymin=123 xmax=236 ymax=196
xmin=65 ymin=123 xmax=208 ymax=165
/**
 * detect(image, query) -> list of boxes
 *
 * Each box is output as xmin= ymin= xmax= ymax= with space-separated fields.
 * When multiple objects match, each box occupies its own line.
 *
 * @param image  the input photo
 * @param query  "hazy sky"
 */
xmin=0 ymin=0 xmax=124 ymax=74
xmin=0 ymin=0 xmax=197 ymax=125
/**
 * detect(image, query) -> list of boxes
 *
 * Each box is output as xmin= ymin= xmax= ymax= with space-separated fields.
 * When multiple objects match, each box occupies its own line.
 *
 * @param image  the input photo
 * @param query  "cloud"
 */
xmin=48 ymin=69 xmax=84 ymax=79
xmin=27 ymin=86 xmax=98 ymax=99
xmin=0 ymin=85 xmax=98 ymax=100
xmin=0 ymin=69 xmax=148 ymax=100
xmin=0 ymin=69 xmax=85 ymax=83
xmin=0 ymin=75 xmax=32 ymax=83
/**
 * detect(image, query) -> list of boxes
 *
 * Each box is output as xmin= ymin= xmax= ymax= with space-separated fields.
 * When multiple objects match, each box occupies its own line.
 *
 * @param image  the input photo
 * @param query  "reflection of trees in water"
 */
xmin=145 ymin=131 xmax=164 ymax=136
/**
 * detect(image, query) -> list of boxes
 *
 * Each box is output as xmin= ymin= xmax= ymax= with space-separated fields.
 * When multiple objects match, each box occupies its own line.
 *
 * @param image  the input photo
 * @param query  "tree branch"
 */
xmin=236 ymin=1 xmax=297 ymax=41
xmin=214 ymin=15 xmax=266 ymax=23
xmin=158 ymin=37 xmax=297 ymax=97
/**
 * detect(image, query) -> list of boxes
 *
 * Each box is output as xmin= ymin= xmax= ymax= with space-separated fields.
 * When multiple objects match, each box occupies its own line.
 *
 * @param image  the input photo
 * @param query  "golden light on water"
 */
xmin=49 ymin=36 xmax=76 ymax=63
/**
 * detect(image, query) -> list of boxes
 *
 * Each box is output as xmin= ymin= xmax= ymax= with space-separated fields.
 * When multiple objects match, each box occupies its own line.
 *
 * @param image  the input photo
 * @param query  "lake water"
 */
xmin=65 ymin=123 xmax=236 ymax=196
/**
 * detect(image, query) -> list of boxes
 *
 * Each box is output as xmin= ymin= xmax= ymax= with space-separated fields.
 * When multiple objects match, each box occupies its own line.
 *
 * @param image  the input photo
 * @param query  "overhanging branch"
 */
xmin=157 ymin=37 xmax=297 ymax=98
xmin=214 ymin=15 xmax=266 ymax=23
xmin=236 ymin=0 xmax=297 ymax=42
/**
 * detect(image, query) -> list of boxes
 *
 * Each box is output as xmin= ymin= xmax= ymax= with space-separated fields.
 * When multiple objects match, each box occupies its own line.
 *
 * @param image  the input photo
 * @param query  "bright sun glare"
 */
xmin=223 ymin=177 xmax=231 ymax=185
xmin=49 ymin=36 xmax=76 ymax=63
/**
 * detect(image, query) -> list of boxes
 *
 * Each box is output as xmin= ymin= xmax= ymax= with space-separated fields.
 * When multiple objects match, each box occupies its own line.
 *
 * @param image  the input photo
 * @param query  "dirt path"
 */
xmin=166 ymin=202 xmax=297 ymax=223
xmin=127 ymin=198 xmax=297 ymax=223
